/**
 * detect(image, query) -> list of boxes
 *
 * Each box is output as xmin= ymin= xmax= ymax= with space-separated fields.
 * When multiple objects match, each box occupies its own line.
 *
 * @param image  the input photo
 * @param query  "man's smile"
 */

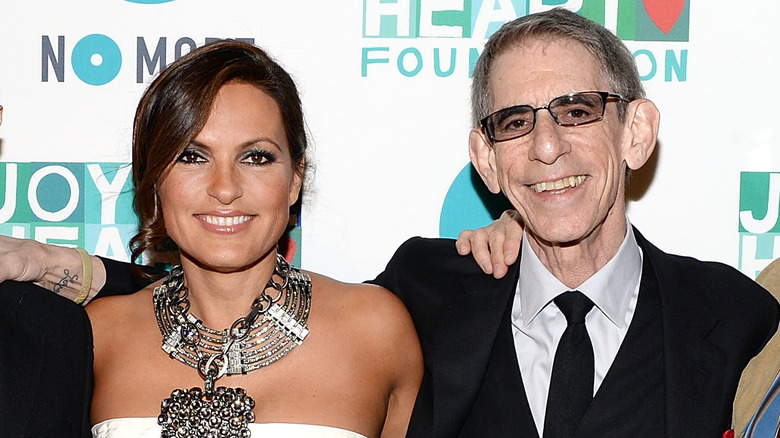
xmin=530 ymin=175 xmax=587 ymax=193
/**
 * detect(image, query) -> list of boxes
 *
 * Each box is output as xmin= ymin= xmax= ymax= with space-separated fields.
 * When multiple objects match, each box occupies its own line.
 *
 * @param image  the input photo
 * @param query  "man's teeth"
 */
xmin=200 ymin=215 xmax=251 ymax=226
xmin=531 ymin=175 xmax=586 ymax=193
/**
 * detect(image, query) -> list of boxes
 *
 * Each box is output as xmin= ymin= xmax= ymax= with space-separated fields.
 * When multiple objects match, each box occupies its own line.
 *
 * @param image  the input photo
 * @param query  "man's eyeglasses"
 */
xmin=479 ymin=91 xmax=629 ymax=143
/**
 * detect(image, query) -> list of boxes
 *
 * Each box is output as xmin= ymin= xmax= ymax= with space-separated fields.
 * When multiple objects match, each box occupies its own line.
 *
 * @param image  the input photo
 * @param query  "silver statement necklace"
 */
xmin=153 ymin=253 xmax=311 ymax=437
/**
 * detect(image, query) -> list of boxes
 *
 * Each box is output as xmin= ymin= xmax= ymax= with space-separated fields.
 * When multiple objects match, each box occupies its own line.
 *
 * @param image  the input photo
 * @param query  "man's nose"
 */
xmin=526 ymin=109 xmax=570 ymax=165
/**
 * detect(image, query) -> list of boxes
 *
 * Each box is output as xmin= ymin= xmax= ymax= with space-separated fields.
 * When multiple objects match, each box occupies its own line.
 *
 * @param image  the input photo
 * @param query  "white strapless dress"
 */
xmin=92 ymin=418 xmax=369 ymax=437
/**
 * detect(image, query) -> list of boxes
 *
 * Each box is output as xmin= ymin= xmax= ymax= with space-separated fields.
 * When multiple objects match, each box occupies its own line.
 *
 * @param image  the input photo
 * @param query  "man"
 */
xmin=371 ymin=8 xmax=778 ymax=437
xmin=0 ymin=105 xmax=93 ymax=437
xmin=0 ymin=8 xmax=776 ymax=437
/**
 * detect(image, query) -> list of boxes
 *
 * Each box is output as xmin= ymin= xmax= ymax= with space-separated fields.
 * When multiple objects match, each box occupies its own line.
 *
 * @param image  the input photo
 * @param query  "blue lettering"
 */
xmin=362 ymin=47 xmax=390 ymax=77
xmin=398 ymin=47 xmax=423 ymax=77
xmin=633 ymin=49 xmax=656 ymax=81
xmin=665 ymin=49 xmax=687 ymax=82
xmin=433 ymin=48 xmax=456 ymax=77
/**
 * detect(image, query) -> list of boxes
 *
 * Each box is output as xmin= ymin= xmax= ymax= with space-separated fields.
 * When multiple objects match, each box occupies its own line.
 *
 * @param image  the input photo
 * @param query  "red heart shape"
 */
xmin=643 ymin=0 xmax=684 ymax=34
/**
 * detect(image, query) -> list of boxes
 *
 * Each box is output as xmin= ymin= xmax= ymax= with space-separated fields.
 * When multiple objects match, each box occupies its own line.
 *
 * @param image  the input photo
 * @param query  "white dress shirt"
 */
xmin=511 ymin=222 xmax=643 ymax=436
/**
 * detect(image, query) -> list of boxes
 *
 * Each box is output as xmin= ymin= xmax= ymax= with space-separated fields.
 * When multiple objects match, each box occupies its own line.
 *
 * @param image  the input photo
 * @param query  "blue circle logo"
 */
xmin=439 ymin=163 xmax=511 ymax=238
xmin=71 ymin=34 xmax=122 ymax=86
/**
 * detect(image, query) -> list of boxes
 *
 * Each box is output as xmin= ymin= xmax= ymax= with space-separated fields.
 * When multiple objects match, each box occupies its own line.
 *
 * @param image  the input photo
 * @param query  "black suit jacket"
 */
xmin=0 ymin=281 xmax=93 ymax=438
xmin=371 ymin=228 xmax=780 ymax=437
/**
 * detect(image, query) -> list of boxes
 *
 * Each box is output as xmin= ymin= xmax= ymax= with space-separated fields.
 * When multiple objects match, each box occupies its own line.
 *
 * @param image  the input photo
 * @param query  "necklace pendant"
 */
xmin=158 ymin=386 xmax=256 ymax=437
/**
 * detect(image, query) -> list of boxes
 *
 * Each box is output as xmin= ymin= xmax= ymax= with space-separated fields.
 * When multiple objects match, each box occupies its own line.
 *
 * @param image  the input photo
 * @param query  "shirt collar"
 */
xmin=514 ymin=219 xmax=642 ymax=329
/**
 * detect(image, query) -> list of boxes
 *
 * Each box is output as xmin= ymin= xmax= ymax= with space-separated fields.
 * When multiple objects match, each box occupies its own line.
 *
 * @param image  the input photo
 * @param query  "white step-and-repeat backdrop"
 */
xmin=0 ymin=0 xmax=777 ymax=283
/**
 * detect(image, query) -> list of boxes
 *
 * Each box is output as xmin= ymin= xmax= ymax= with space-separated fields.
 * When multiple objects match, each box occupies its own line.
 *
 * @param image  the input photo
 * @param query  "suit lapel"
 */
xmin=636 ymin=230 xmax=726 ymax=437
xmin=430 ymin=260 xmax=522 ymax=437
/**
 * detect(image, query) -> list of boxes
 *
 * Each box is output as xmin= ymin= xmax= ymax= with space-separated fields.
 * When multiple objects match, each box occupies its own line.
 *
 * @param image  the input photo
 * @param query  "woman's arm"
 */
xmin=0 ymin=235 xmax=107 ymax=304
xmin=375 ymin=288 xmax=424 ymax=437
xmin=0 ymin=235 xmax=160 ymax=304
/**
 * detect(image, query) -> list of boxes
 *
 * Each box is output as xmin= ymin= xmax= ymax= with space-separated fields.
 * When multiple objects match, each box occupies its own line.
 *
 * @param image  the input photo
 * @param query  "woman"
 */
xmin=86 ymin=39 xmax=423 ymax=437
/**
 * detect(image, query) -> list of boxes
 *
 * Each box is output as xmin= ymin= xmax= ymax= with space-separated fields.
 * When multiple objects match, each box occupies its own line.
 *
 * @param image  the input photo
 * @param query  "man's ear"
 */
xmin=623 ymin=98 xmax=660 ymax=171
xmin=469 ymin=128 xmax=501 ymax=194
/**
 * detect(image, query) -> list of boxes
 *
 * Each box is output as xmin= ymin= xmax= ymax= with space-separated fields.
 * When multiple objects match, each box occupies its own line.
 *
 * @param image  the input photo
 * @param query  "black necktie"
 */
xmin=543 ymin=290 xmax=595 ymax=438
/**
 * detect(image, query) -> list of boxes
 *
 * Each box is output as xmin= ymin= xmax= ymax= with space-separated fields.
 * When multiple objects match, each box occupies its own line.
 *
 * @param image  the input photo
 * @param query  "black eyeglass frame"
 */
xmin=479 ymin=91 xmax=630 ymax=143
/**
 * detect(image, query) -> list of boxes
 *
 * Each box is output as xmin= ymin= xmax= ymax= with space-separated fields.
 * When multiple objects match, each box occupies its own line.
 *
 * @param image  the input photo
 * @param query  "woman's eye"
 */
xmin=242 ymin=150 xmax=275 ymax=165
xmin=177 ymin=150 xmax=206 ymax=164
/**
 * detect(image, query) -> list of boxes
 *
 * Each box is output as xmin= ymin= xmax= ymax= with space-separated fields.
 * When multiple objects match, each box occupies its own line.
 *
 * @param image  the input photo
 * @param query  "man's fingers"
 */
xmin=455 ymin=230 xmax=473 ymax=256
xmin=457 ymin=229 xmax=494 ymax=274
xmin=498 ymin=210 xmax=523 ymax=266
xmin=488 ymin=231 xmax=507 ymax=278
xmin=457 ymin=210 xmax=525 ymax=277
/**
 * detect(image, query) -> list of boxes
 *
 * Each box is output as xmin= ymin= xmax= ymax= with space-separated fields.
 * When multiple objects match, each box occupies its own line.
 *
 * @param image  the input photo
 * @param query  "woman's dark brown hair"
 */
xmin=129 ymin=39 xmax=307 ymax=266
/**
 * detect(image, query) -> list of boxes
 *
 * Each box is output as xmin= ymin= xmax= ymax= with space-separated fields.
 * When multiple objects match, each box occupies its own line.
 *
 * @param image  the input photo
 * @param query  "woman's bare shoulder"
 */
xmin=306 ymin=271 xmax=419 ymax=350
xmin=307 ymin=272 xmax=407 ymax=316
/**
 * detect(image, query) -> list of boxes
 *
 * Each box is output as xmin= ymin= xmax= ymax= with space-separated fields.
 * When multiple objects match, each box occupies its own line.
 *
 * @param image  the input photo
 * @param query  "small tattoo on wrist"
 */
xmin=53 ymin=269 xmax=79 ymax=294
